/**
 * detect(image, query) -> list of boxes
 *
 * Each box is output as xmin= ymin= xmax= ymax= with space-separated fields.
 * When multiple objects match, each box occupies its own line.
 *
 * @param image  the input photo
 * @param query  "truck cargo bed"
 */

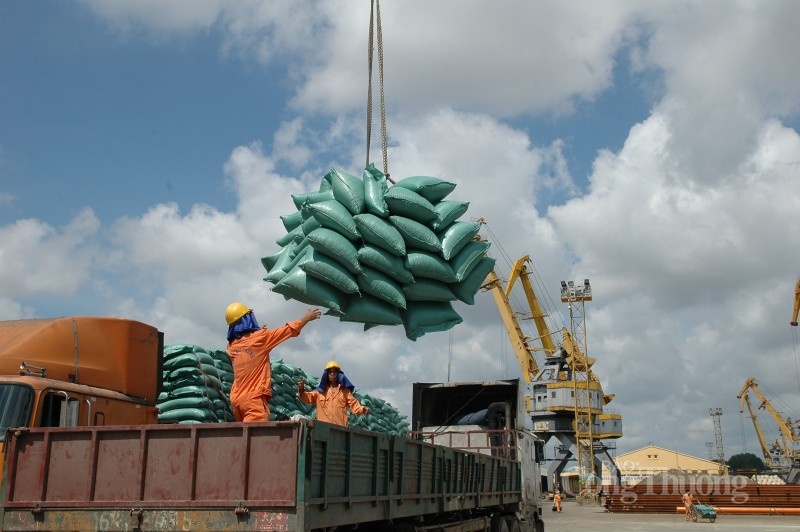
xmin=1 ymin=421 xmax=523 ymax=531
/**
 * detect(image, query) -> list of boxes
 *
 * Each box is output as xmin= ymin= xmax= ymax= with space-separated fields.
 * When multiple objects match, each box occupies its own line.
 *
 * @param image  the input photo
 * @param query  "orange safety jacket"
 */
xmin=228 ymin=320 xmax=302 ymax=406
xmin=299 ymin=385 xmax=367 ymax=426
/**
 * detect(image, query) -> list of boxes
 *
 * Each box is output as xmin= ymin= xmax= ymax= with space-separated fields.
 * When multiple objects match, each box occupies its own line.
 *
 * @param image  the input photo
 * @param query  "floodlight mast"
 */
xmin=561 ymin=278 xmax=595 ymax=503
xmin=709 ymin=408 xmax=727 ymax=475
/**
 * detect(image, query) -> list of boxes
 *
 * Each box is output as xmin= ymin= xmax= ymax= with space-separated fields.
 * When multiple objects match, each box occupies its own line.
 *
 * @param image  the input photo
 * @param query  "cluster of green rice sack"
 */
xmin=269 ymin=359 xmax=409 ymax=435
xmin=157 ymin=344 xmax=235 ymax=424
xmin=347 ymin=392 xmax=409 ymax=436
xmin=269 ymin=358 xmax=317 ymax=419
xmin=158 ymin=348 xmax=408 ymax=435
xmin=262 ymin=164 xmax=496 ymax=340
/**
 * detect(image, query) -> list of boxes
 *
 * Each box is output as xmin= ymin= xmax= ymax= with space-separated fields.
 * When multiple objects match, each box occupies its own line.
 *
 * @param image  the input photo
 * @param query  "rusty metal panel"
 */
xmin=45 ymin=431 xmax=96 ymax=501
xmin=4 ymin=431 xmax=45 ymax=503
xmin=94 ymin=429 xmax=146 ymax=501
xmin=242 ymin=424 xmax=299 ymax=504
xmin=141 ymin=427 xmax=196 ymax=502
xmin=4 ymin=422 xmax=301 ymax=509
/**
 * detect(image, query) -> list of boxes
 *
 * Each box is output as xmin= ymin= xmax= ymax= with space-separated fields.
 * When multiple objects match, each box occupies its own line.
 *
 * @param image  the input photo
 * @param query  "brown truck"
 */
xmin=1 ymin=380 xmax=545 ymax=531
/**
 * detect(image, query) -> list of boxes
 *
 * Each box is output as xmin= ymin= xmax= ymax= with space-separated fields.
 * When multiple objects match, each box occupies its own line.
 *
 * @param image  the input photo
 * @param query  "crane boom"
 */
xmin=738 ymin=381 xmax=778 ymax=467
xmin=505 ymin=256 xmax=559 ymax=356
xmin=746 ymin=377 xmax=797 ymax=447
xmin=737 ymin=376 xmax=800 ymax=481
xmin=792 ymin=276 xmax=800 ymax=326
xmin=484 ymin=268 xmax=539 ymax=383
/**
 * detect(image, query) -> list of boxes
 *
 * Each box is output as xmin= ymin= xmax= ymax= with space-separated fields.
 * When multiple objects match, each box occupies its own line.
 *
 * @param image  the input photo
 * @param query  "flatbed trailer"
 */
xmin=1 ymin=419 xmax=536 ymax=531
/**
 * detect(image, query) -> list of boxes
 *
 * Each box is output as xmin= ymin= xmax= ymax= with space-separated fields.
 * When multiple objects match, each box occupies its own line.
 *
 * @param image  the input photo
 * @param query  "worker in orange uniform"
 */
xmin=554 ymin=490 xmax=563 ymax=512
xmin=297 ymin=360 xmax=369 ymax=426
xmin=226 ymin=301 xmax=321 ymax=422
xmin=682 ymin=491 xmax=695 ymax=521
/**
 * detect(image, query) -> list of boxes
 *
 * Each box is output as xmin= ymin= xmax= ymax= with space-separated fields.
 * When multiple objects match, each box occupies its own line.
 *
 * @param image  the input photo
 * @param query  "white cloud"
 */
xmin=551 ymin=114 xmax=800 ymax=303
xmin=0 ymin=208 xmax=100 ymax=300
xmin=632 ymin=1 xmax=800 ymax=181
xmin=113 ymin=203 xmax=250 ymax=278
xmin=0 ymin=298 xmax=27 ymax=320
xmin=291 ymin=1 xmax=638 ymax=117
xmin=82 ymin=0 xmax=225 ymax=34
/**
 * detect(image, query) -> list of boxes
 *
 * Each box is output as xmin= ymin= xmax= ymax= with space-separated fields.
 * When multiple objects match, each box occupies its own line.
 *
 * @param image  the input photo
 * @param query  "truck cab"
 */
xmin=412 ymin=379 xmax=546 ymax=532
xmin=0 ymin=317 xmax=163 ymax=472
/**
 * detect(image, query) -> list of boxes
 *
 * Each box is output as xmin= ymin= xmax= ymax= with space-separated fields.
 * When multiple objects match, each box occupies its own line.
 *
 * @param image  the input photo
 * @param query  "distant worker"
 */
xmin=597 ymin=487 xmax=604 ymax=507
xmin=226 ymin=302 xmax=321 ymax=422
xmin=554 ymin=490 xmax=563 ymax=512
xmin=682 ymin=491 xmax=695 ymax=521
xmin=298 ymin=360 xmax=369 ymax=426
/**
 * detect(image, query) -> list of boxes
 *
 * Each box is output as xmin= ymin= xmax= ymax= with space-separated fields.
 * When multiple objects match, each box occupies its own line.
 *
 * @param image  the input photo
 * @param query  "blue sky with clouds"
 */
xmin=2 ymin=0 xmax=799 ymax=466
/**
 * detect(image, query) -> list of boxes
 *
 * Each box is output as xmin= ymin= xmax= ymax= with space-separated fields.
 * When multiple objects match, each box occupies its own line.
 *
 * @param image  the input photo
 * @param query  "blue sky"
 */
xmin=2 ymin=0 xmax=800 ymax=466
xmin=2 ymin=1 xmax=279 ymax=224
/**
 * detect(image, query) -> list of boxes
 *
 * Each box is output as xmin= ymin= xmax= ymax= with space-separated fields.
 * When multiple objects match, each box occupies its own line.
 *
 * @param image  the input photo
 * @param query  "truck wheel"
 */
xmin=490 ymin=515 xmax=510 ymax=532
xmin=505 ymin=516 xmax=522 ymax=532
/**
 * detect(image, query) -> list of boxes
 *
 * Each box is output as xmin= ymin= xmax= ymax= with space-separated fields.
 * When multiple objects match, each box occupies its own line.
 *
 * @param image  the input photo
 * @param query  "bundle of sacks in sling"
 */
xmin=157 ymin=345 xmax=409 ymax=436
xmin=157 ymin=344 xmax=235 ymax=424
xmin=262 ymin=164 xmax=496 ymax=340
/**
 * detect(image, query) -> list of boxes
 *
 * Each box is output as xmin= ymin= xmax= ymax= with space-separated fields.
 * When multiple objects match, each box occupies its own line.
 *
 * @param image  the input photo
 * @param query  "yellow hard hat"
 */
xmin=325 ymin=360 xmax=340 ymax=370
xmin=225 ymin=302 xmax=251 ymax=325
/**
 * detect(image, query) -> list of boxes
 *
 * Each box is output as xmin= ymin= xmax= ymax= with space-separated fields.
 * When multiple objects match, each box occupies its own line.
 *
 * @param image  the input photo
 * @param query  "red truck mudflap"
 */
xmin=1 ymin=421 xmax=523 ymax=531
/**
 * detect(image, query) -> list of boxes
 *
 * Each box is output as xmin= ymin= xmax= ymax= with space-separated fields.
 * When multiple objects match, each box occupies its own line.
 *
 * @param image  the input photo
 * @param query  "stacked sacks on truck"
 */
xmin=208 ymin=348 xmax=236 ymax=421
xmin=262 ymin=164 xmax=496 ymax=340
xmin=157 ymin=344 xmax=234 ymax=424
xmin=209 ymin=348 xmax=235 ymax=399
xmin=267 ymin=360 xmax=408 ymax=435
xmin=269 ymin=359 xmax=318 ymax=420
xmin=160 ymin=346 xmax=408 ymax=435
xmin=347 ymin=393 xmax=409 ymax=436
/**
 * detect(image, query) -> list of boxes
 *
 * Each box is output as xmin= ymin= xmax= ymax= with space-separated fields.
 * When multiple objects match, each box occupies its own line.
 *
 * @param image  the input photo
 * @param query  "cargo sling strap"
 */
xmin=365 ymin=0 xmax=393 ymax=183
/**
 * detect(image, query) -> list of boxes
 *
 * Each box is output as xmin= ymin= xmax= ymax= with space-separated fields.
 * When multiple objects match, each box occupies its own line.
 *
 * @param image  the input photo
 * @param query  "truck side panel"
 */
xmin=3 ymin=424 xmax=299 ymax=509
xmin=2 ymin=422 xmax=523 ymax=531
xmin=304 ymin=422 xmax=522 ymax=529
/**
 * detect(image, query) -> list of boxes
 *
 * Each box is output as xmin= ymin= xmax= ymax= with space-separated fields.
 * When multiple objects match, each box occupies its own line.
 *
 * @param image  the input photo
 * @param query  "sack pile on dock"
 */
xmin=158 ymin=346 xmax=408 ymax=435
xmin=261 ymin=164 xmax=496 ymax=340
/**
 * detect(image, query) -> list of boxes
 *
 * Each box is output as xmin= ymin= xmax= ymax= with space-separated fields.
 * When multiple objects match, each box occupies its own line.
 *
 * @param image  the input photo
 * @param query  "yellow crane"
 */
xmin=484 ymin=254 xmax=622 ymax=497
xmin=737 ymin=377 xmax=800 ymax=483
xmin=792 ymin=276 xmax=799 ymax=327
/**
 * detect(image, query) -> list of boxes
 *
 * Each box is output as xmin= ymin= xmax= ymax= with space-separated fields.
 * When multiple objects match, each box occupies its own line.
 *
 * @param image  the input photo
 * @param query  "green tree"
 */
xmin=727 ymin=452 xmax=765 ymax=474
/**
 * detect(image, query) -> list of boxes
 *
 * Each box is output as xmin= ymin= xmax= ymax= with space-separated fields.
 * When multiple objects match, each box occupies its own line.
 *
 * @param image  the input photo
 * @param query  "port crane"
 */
xmin=483 ymin=255 xmax=622 ymax=498
xmin=737 ymin=377 xmax=800 ymax=483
